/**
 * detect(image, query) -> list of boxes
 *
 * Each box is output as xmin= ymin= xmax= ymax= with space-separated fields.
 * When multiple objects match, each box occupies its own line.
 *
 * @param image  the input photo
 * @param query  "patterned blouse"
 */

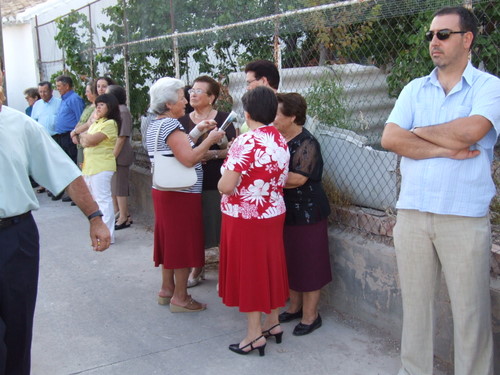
xmin=220 ymin=125 xmax=289 ymax=219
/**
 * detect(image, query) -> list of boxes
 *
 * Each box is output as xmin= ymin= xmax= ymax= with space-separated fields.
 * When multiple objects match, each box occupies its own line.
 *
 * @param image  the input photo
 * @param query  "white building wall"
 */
xmin=4 ymin=23 xmax=38 ymax=112
xmin=2 ymin=0 xmax=118 ymax=112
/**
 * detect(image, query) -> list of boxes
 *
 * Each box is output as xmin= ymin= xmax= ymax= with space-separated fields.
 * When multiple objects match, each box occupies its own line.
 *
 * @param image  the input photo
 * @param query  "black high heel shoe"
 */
xmin=229 ymin=335 xmax=266 ymax=356
xmin=262 ymin=324 xmax=283 ymax=344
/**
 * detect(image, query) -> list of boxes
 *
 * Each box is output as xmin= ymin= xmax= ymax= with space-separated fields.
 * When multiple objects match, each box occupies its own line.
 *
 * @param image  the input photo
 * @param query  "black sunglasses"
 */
xmin=425 ymin=29 xmax=467 ymax=42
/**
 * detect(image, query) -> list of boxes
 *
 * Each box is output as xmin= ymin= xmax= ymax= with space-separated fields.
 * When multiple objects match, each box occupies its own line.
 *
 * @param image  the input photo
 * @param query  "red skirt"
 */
xmin=152 ymin=189 xmax=204 ymax=269
xmin=218 ymin=213 xmax=289 ymax=313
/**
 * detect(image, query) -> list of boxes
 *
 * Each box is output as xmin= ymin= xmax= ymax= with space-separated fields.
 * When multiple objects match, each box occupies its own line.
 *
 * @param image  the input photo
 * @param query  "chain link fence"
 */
xmin=34 ymin=0 xmax=500 ymax=234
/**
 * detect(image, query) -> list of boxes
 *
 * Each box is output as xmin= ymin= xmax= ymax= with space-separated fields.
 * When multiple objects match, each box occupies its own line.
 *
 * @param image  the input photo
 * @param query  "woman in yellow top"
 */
xmin=79 ymin=94 xmax=120 ymax=243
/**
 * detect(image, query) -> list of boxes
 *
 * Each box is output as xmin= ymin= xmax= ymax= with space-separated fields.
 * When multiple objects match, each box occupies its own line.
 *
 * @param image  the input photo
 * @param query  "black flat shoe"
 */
xmin=115 ymin=221 xmax=131 ymax=230
xmin=262 ymin=324 xmax=283 ymax=344
xmin=293 ymin=314 xmax=322 ymax=336
xmin=229 ymin=335 xmax=266 ymax=357
xmin=51 ymin=192 xmax=63 ymax=201
xmin=279 ymin=309 xmax=303 ymax=323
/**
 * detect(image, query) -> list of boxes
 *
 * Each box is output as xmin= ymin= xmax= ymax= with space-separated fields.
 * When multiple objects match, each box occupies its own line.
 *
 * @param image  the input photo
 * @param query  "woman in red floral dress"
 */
xmin=218 ymin=86 xmax=290 ymax=357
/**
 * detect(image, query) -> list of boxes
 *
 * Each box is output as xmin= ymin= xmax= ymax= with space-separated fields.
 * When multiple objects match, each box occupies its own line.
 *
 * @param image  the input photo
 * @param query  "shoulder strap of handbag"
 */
xmin=153 ymin=121 xmax=162 ymax=155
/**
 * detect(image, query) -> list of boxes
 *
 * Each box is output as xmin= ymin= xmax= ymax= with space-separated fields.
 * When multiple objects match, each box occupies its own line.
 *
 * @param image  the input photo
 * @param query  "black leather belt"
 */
xmin=53 ymin=132 xmax=71 ymax=139
xmin=0 ymin=212 xmax=31 ymax=230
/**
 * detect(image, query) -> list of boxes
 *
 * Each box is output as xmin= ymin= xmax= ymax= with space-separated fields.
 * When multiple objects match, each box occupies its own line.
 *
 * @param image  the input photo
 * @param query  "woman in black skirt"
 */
xmin=273 ymin=93 xmax=332 ymax=336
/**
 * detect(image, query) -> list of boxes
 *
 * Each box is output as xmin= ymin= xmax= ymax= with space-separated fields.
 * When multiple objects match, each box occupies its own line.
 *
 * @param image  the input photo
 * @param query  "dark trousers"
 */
xmin=0 ymin=214 xmax=39 ymax=375
xmin=53 ymin=132 xmax=77 ymax=164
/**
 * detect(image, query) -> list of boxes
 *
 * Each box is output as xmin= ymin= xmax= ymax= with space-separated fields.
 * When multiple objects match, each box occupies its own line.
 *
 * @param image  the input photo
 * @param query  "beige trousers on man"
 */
xmin=394 ymin=209 xmax=493 ymax=375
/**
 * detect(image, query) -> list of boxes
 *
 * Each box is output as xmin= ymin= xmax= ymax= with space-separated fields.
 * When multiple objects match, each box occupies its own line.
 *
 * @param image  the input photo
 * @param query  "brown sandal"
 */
xmin=157 ymin=295 xmax=172 ymax=305
xmin=169 ymin=296 xmax=206 ymax=313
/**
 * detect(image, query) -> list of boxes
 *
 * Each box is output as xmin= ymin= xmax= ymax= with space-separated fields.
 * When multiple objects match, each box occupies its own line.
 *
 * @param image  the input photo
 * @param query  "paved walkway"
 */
xmin=30 ymin=192 xmax=449 ymax=375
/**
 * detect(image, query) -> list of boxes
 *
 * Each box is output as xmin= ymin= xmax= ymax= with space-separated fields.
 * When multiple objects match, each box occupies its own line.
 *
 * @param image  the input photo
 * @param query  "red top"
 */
xmin=220 ymin=125 xmax=289 ymax=219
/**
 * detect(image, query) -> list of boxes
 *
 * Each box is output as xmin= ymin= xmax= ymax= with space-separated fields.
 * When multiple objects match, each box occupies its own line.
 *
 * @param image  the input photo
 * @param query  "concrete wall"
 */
xmin=318 ymin=126 xmax=398 ymax=211
xmin=336 ymin=232 xmax=500 ymax=370
xmin=128 ymin=160 xmax=499 ymax=371
xmin=3 ymin=23 xmax=38 ymax=112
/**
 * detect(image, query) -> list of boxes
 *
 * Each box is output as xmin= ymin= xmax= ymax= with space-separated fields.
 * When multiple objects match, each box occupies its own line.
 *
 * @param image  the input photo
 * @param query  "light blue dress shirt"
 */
xmin=30 ymin=96 xmax=61 ymax=136
xmin=0 ymin=105 xmax=81 ymax=217
xmin=386 ymin=62 xmax=500 ymax=217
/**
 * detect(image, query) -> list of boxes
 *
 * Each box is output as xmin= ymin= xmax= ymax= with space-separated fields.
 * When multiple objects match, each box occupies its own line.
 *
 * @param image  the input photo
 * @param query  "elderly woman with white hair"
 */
xmin=146 ymin=77 xmax=225 ymax=312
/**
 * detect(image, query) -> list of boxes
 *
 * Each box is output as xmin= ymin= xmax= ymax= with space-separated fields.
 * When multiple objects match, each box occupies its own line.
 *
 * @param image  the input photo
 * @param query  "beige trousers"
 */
xmin=394 ymin=209 xmax=493 ymax=375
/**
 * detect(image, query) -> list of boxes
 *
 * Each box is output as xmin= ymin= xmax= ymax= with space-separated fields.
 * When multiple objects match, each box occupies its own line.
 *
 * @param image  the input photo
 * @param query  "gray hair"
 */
xmin=149 ymin=77 xmax=184 ymax=115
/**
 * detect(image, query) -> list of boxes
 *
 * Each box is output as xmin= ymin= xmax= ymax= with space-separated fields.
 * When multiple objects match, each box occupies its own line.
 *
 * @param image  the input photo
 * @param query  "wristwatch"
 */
xmin=87 ymin=210 xmax=103 ymax=221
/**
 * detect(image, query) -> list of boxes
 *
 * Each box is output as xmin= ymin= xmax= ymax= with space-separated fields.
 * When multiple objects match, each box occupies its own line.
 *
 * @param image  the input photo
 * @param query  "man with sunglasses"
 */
xmin=381 ymin=6 xmax=499 ymax=375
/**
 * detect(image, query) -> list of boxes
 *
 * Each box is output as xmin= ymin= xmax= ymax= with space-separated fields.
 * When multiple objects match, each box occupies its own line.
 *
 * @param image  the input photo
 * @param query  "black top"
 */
xmin=284 ymin=128 xmax=331 ymax=226
xmin=178 ymin=111 xmax=236 ymax=190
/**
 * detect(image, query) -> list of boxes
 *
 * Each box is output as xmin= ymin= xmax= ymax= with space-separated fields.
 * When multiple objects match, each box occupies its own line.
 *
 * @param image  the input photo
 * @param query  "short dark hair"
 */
xmin=24 ymin=87 xmax=40 ymax=100
xmin=38 ymin=81 xmax=52 ymax=90
xmin=276 ymin=93 xmax=307 ymax=126
xmin=56 ymin=75 xmax=73 ymax=88
xmin=107 ymin=84 xmax=127 ymax=105
xmin=95 ymin=93 xmax=122 ymax=131
xmin=433 ymin=6 xmax=477 ymax=47
xmin=242 ymin=86 xmax=277 ymax=125
xmin=193 ymin=75 xmax=220 ymax=102
xmin=245 ymin=60 xmax=280 ymax=90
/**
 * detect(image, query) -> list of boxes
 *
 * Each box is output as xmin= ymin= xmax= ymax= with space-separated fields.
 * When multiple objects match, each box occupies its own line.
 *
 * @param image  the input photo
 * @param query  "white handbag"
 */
xmin=151 ymin=124 xmax=197 ymax=191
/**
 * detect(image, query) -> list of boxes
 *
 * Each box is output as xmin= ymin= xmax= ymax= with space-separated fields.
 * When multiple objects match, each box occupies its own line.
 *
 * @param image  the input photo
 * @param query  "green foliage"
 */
xmin=384 ymin=1 xmax=500 ymax=98
xmin=49 ymin=70 xmax=87 ymax=98
xmin=473 ymin=1 xmax=500 ymax=77
xmin=54 ymin=11 xmax=95 ymax=92
xmin=305 ymin=70 xmax=352 ymax=129
xmin=52 ymin=0 xmax=499 ymax=125
xmin=386 ymin=11 xmax=435 ymax=98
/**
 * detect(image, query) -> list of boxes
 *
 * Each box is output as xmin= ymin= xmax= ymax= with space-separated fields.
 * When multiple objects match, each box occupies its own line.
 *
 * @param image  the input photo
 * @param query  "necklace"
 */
xmin=284 ymin=126 xmax=302 ymax=142
xmin=192 ymin=108 xmax=213 ymax=122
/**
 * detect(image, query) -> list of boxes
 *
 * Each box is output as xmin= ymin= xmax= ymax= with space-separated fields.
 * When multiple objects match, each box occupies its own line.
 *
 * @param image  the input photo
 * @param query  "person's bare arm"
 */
xmin=113 ymin=136 xmax=127 ymax=158
xmin=218 ymin=170 xmax=241 ymax=195
xmin=79 ymin=132 xmax=107 ymax=148
xmin=71 ymin=109 xmax=96 ymax=140
xmin=285 ymin=172 xmax=308 ymax=189
xmin=381 ymin=122 xmax=480 ymax=160
xmin=66 ymin=176 xmax=111 ymax=251
xmin=168 ymin=129 xmax=225 ymax=167
xmin=412 ymin=115 xmax=492 ymax=150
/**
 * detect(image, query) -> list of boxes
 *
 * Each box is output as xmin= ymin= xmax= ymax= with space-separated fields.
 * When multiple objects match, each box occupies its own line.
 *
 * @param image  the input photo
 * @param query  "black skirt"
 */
xmin=283 ymin=218 xmax=332 ymax=292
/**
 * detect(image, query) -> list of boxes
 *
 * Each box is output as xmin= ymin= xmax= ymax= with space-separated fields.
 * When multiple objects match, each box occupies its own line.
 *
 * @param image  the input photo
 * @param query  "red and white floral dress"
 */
xmin=218 ymin=125 xmax=290 ymax=313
